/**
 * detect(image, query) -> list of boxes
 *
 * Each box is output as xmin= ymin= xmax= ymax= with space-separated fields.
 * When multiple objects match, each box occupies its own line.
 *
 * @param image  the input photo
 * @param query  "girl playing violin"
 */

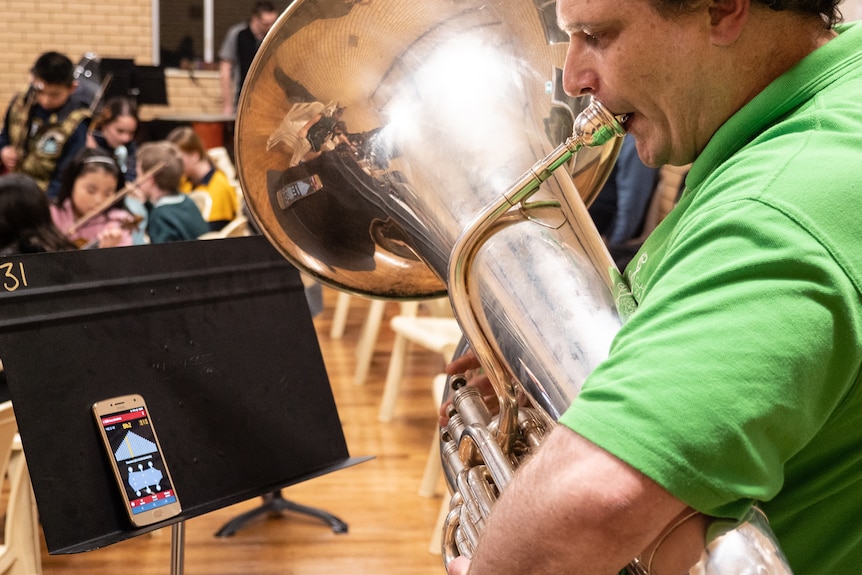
xmin=50 ymin=147 xmax=136 ymax=248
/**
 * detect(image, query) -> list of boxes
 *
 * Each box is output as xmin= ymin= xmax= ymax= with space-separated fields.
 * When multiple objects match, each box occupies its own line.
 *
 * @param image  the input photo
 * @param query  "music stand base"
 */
xmin=215 ymin=489 xmax=349 ymax=537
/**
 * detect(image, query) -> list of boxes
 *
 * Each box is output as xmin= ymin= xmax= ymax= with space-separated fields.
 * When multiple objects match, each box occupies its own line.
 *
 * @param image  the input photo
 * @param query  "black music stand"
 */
xmin=99 ymin=58 xmax=168 ymax=106
xmin=0 ymin=237 xmax=370 ymax=565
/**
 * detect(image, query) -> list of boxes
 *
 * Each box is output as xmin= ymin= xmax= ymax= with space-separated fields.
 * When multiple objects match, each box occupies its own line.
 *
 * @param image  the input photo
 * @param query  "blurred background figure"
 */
xmin=50 ymin=148 xmax=136 ymax=249
xmin=0 ymin=173 xmax=76 ymax=255
xmin=88 ymin=96 xmax=148 ymax=243
xmin=166 ymin=126 xmax=239 ymax=231
xmin=88 ymin=96 xmax=139 ymax=182
xmin=218 ymin=1 xmax=280 ymax=115
xmin=135 ymin=140 xmax=209 ymax=243
xmin=0 ymin=51 xmax=91 ymax=199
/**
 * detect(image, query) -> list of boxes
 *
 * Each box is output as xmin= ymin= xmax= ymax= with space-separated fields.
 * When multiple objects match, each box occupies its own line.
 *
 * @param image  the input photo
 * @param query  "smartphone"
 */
xmin=275 ymin=173 xmax=323 ymax=209
xmin=92 ymin=394 xmax=182 ymax=527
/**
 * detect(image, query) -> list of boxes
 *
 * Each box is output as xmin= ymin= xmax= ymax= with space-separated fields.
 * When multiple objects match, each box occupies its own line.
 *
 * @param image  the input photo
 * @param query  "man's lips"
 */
xmin=618 ymin=112 xmax=633 ymax=131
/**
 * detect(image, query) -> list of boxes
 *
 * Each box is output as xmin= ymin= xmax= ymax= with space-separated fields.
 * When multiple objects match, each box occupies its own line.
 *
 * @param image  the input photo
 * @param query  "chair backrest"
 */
xmin=207 ymin=146 xmax=244 ymax=211
xmin=188 ymin=191 xmax=213 ymax=221
xmin=0 ymin=400 xmax=43 ymax=574
xmin=0 ymin=401 xmax=17 ymax=484
xmin=207 ymin=146 xmax=237 ymax=185
xmin=221 ymin=216 xmax=249 ymax=238
xmin=197 ymin=216 xmax=249 ymax=240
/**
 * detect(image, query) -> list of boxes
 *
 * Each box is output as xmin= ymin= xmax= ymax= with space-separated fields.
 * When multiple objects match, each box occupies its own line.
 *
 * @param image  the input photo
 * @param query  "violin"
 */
xmin=65 ymin=161 xmax=165 ymax=237
xmin=73 ymin=214 xmax=144 ymax=250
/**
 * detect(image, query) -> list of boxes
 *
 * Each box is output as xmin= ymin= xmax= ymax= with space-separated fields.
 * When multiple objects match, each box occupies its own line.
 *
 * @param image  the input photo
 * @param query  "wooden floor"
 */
xmin=40 ymin=287 xmax=449 ymax=575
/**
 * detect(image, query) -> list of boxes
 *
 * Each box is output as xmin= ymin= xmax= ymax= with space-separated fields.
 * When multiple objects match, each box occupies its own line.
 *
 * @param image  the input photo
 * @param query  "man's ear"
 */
xmin=709 ymin=0 xmax=749 ymax=46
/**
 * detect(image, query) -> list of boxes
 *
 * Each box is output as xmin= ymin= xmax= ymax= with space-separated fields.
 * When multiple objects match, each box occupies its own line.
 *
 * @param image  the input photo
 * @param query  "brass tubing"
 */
xmin=446 ymin=98 xmax=626 ymax=455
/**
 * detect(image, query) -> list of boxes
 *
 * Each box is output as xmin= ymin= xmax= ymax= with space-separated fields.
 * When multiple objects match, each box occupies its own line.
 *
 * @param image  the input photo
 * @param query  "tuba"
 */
xmin=236 ymin=1 xmax=794 ymax=573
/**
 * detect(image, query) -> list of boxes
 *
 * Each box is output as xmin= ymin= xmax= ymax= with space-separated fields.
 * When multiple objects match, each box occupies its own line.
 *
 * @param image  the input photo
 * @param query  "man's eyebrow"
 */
xmin=557 ymin=17 xmax=594 ymax=35
xmin=557 ymin=18 xmax=577 ymax=33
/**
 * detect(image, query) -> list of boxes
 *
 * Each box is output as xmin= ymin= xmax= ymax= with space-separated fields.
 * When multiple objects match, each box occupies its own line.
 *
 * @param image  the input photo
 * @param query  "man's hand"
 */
xmin=446 ymin=556 xmax=471 ymax=575
xmin=440 ymin=349 xmax=496 ymax=425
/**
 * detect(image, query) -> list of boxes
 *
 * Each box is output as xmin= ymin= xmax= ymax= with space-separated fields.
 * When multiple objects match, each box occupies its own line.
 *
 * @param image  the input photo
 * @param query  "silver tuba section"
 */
xmin=235 ymin=0 xmax=793 ymax=573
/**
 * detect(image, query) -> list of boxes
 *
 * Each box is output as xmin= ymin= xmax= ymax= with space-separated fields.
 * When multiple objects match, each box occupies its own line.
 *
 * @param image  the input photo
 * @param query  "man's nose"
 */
xmin=562 ymin=45 xmax=598 ymax=97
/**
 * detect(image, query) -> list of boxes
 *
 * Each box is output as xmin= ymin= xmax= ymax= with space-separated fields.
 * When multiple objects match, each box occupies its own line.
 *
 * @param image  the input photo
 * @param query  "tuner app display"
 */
xmin=100 ymin=406 xmax=177 ymax=515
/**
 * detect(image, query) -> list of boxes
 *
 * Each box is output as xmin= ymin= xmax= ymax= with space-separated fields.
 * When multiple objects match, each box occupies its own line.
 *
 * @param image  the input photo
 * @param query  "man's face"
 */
xmin=250 ymin=11 xmax=279 ymax=41
xmin=557 ymin=0 xmax=714 ymax=167
xmin=33 ymin=79 xmax=76 ymax=112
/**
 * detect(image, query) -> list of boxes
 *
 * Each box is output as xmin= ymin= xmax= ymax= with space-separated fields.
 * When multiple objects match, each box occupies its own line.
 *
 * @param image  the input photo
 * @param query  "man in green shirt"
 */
xmin=447 ymin=0 xmax=861 ymax=573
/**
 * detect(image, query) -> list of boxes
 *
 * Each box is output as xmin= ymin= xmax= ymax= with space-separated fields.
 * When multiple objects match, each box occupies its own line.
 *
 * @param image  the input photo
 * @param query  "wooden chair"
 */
xmin=352 ymin=299 xmax=391 ymax=386
xmin=328 ymin=295 xmax=417 ymax=389
xmin=378 ymin=300 xmax=462 ymax=422
xmin=207 ymin=146 xmax=245 ymax=213
xmin=0 ymin=401 xmax=42 ymax=575
xmin=188 ymin=191 xmax=213 ymax=221
xmin=198 ymin=216 xmax=250 ymax=240
xmin=207 ymin=146 xmax=239 ymax=189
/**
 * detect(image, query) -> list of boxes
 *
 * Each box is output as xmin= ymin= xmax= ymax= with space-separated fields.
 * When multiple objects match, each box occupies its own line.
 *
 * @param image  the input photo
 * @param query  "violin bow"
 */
xmin=66 ymin=160 xmax=166 ymax=236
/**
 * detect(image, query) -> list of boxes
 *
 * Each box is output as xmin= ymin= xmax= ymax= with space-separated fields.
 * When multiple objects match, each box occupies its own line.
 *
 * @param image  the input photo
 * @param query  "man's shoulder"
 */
xmin=218 ymin=22 xmax=248 ymax=59
xmin=226 ymin=21 xmax=247 ymax=35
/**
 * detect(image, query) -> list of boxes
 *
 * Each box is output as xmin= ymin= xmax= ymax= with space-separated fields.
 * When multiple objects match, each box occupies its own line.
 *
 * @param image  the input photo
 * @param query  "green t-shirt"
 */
xmin=559 ymin=22 xmax=862 ymax=573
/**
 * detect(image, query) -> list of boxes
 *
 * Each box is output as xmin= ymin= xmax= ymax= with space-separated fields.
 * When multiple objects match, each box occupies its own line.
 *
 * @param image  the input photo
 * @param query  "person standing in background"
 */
xmin=218 ymin=1 xmax=280 ymax=115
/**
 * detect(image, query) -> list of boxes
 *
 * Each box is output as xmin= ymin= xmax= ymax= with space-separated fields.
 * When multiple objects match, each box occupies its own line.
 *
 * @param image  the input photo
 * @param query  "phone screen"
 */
xmin=275 ymin=174 xmax=323 ymax=209
xmin=97 ymin=405 xmax=179 ymax=517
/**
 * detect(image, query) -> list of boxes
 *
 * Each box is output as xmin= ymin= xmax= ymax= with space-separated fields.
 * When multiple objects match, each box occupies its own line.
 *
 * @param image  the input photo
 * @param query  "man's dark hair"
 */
xmin=252 ymin=1 xmax=277 ymax=17
xmin=651 ymin=0 xmax=842 ymax=28
xmin=31 ymin=51 xmax=75 ymax=86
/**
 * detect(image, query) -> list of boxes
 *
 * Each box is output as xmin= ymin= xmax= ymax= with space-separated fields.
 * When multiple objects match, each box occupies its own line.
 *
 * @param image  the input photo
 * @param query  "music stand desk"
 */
xmin=0 ymin=236 xmax=370 ymax=554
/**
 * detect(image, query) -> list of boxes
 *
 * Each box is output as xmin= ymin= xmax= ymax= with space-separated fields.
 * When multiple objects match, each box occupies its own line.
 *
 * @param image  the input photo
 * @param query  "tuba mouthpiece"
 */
xmin=567 ymin=99 xmax=628 ymax=152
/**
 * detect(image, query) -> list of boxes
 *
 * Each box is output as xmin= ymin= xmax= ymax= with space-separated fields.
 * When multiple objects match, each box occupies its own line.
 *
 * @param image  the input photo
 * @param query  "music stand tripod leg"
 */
xmin=214 ymin=489 xmax=349 ymax=537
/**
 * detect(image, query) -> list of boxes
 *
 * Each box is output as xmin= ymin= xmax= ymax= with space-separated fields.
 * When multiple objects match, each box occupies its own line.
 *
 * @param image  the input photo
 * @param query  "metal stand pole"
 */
xmin=171 ymin=521 xmax=185 ymax=575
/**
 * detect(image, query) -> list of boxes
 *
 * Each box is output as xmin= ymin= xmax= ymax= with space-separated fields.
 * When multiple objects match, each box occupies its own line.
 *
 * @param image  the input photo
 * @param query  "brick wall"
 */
xmin=0 ymin=0 xmax=222 ymax=122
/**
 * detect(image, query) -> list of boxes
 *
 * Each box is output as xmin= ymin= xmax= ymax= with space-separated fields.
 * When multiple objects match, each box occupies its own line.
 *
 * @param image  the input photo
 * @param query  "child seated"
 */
xmin=136 ymin=141 xmax=209 ymax=243
xmin=50 ymin=147 xmax=136 ymax=249
xmin=166 ymin=126 xmax=239 ymax=231
xmin=0 ymin=173 xmax=76 ymax=255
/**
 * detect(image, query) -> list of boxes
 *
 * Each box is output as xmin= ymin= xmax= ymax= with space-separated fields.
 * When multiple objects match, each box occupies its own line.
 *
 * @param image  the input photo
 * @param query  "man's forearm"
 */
xmin=464 ymin=427 xmax=688 ymax=574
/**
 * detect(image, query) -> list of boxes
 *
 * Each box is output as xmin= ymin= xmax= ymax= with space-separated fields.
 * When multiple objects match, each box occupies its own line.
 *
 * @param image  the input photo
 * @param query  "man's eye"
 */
xmin=583 ymin=31 xmax=601 ymax=44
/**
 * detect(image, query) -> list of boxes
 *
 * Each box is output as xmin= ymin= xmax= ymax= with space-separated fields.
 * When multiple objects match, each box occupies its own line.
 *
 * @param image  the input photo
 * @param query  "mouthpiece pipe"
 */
xmin=447 ymin=99 xmax=626 ymax=454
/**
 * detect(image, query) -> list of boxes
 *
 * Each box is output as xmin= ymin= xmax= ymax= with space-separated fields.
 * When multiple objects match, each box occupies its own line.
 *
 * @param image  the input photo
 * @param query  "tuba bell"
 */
xmin=235 ymin=0 xmax=794 ymax=573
